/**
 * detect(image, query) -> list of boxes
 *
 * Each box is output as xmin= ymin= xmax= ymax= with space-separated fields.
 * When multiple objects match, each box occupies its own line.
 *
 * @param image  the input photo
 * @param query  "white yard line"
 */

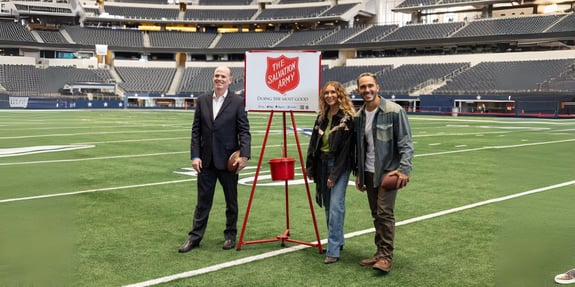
xmin=122 ymin=180 xmax=575 ymax=287
xmin=0 ymin=151 xmax=189 ymax=166
xmin=13 ymin=138 xmax=574 ymax=166
xmin=414 ymin=131 xmax=510 ymax=137
xmin=410 ymin=117 xmax=575 ymax=125
xmin=1 ymin=137 xmax=574 ymax=198
xmin=0 ymin=129 xmax=188 ymax=140
xmin=0 ymin=144 xmax=293 ymax=166
xmin=0 ymin=179 xmax=195 ymax=203
xmin=72 ymin=137 xmax=190 ymax=145
xmin=416 ymin=138 xmax=575 ymax=157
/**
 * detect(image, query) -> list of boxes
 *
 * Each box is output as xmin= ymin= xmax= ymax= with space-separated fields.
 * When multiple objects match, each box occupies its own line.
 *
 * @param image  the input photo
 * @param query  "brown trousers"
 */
xmin=364 ymin=172 xmax=398 ymax=261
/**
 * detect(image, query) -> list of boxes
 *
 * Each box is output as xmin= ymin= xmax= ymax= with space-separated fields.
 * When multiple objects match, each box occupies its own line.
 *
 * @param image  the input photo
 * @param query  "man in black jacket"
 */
xmin=179 ymin=66 xmax=251 ymax=252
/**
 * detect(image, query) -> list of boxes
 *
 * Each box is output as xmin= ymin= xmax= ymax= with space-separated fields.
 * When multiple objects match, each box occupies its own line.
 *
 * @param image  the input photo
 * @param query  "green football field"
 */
xmin=1 ymin=110 xmax=574 ymax=287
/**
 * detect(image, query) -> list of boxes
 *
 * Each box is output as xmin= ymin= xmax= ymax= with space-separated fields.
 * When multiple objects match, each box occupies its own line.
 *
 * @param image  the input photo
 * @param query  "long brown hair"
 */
xmin=318 ymin=81 xmax=355 ymax=119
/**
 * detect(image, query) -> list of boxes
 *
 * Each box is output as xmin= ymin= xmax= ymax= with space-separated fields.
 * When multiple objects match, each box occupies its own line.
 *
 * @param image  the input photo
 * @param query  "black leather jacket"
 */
xmin=306 ymin=109 xmax=355 ymax=184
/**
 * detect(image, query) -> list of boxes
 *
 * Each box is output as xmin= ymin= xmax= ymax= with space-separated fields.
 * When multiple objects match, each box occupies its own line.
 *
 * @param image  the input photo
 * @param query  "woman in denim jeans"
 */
xmin=306 ymin=81 xmax=355 ymax=264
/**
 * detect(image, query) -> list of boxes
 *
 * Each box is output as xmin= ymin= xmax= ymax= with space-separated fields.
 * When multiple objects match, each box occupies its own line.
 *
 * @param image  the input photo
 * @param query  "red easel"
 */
xmin=237 ymin=110 xmax=323 ymax=253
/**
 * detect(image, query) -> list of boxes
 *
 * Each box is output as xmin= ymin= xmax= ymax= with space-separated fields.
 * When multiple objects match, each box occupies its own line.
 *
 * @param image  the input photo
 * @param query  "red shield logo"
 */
xmin=265 ymin=55 xmax=300 ymax=95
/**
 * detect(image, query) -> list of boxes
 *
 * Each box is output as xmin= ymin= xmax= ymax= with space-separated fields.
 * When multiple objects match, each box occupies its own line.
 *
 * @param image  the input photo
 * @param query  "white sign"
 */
xmin=244 ymin=50 xmax=321 ymax=112
xmin=95 ymin=44 xmax=108 ymax=56
xmin=9 ymin=97 xmax=28 ymax=108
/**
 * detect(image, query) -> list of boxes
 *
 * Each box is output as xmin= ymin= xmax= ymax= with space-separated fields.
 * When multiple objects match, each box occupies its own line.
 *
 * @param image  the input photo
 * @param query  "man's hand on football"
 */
xmin=234 ymin=156 xmax=248 ymax=171
xmin=388 ymin=170 xmax=410 ymax=189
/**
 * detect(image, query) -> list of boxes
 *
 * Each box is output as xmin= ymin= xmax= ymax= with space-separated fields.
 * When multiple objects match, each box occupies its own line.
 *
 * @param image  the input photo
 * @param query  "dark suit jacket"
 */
xmin=190 ymin=90 xmax=251 ymax=170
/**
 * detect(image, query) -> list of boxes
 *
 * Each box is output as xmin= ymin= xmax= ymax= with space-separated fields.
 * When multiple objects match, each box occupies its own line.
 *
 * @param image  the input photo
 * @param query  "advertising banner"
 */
xmin=9 ymin=96 xmax=29 ymax=108
xmin=244 ymin=50 xmax=321 ymax=112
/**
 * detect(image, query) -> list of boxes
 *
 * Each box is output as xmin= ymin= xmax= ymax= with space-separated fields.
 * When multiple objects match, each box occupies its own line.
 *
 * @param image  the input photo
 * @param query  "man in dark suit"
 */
xmin=179 ymin=66 xmax=251 ymax=252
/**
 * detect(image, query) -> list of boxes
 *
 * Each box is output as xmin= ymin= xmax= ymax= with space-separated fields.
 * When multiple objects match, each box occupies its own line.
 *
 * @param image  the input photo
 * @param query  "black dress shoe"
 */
xmin=222 ymin=239 xmax=235 ymax=250
xmin=178 ymin=238 xmax=199 ymax=253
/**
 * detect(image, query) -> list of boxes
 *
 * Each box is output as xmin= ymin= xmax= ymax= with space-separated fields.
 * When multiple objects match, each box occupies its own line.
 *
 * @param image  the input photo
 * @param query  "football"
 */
xmin=227 ymin=150 xmax=241 ymax=173
xmin=381 ymin=173 xmax=402 ymax=190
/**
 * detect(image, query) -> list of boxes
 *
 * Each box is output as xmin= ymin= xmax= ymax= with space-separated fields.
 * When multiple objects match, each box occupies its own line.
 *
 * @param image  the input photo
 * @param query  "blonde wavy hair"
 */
xmin=318 ymin=81 xmax=356 ymax=119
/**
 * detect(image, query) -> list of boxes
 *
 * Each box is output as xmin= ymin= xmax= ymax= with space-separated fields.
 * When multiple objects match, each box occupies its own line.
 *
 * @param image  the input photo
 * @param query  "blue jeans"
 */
xmin=323 ymin=158 xmax=350 ymax=258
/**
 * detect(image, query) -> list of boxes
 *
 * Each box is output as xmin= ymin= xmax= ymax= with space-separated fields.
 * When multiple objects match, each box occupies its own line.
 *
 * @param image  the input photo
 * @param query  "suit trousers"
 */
xmin=364 ymin=172 xmax=398 ymax=261
xmin=188 ymin=165 xmax=239 ymax=242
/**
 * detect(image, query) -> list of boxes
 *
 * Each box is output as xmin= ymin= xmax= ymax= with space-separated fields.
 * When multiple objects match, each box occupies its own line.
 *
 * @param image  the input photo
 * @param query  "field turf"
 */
xmin=1 ymin=110 xmax=574 ymax=287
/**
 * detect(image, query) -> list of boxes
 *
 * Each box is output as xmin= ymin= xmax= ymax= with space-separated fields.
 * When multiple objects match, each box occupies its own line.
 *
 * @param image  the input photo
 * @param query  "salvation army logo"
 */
xmin=265 ymin=55 xmax=300 ymax=95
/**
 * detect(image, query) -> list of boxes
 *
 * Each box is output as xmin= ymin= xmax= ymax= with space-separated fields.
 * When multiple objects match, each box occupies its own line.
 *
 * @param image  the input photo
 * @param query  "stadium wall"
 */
xmin=417 ymin=94 xmax=575 ymax=118
xmin=0 ymin=94 xmax=124 ymax=109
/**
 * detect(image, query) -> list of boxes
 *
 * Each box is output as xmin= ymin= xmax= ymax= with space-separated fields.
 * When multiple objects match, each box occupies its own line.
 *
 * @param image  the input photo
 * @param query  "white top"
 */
xmin=212 ymin=90 xmax=228 ymax=120
xmin=364 ymin=108 xmax=376 ymax=173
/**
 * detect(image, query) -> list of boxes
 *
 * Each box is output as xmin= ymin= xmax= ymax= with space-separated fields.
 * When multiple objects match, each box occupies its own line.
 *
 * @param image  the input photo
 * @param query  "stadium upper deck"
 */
xmin=1 ymin=0 xmax=573 ymax=53
xmin=0 ymin=0 xmax=574 ymax=115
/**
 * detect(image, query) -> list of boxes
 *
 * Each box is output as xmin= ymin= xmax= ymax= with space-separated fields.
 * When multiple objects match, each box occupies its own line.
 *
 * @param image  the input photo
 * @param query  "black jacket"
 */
xmin=190 ymin=90 xmax=251 ymax=170
xmin=306 ymin=110 xmax=354 ymax=184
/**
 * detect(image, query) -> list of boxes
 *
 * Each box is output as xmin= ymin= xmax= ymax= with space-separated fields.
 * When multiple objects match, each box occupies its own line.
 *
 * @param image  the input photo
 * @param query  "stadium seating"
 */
xmin=0 ymin=21 xmax=36 ymax=42
xmin=64 ymin=26 xmax=144 ymax=47
xmin=2 ymin=59 xmax=573 ymax=98
xmin=36 ymin=30 xmax=70 ymax=44
xmin=319 ymin=3 xmax=360 ymax=17
xmin=3 ymin=13 xmax=573 ymax=50
xmin=148 ymin=31 xmax=217 ymax=49
xmin=83 ymin=7 xmax=100 ymax=16
xmin=275 ymin=29 xmax=335 ymax=47
xmin=433 ymin=59 xmax=574 ymax=94
xmin=116 ymin=67 xmax=176 ymax=94
xmin=379 ymin=63 xmax=470 ymax=95
xmin=395 ymin=0 xmax=438 ymax=9
xmin=214 ymin=31 xmax=289 ymax=49
xmin=546 ymin=13 xmax=575 ymax=33
xmin=255 ymin=6 xmax=330 ymax=20
xmin=0 ymin=65 xmax=114 ymax=96
xmin=184 ymin=8 xmax=256 ymax=21
xmin=321 ymin=65 xmax=393 ymax=86
xmin=178 ymin=66 xmax=244 ymax=95
xmin=314 ymin=26 xmax=368 ymax=45
xmin=381 ymin=22 xmax=465 ymax=42
xmin=0 ymin=65 xmax=40 ymax=95
xmin=179 ymin=67 xmax=214 ymax=95
xmin=452 ymin=14 xmax=565 ymax=37
xmin=345 ymin=25 xmax=398 ymax=43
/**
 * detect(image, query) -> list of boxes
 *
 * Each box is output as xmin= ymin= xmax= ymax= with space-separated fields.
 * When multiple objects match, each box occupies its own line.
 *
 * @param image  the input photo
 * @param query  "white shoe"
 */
xmin=555 ymin=269 xmax=575 ymax=284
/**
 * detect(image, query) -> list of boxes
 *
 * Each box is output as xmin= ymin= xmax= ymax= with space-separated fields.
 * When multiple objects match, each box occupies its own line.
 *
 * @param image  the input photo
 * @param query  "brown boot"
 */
xmin=359 ymin=253 xmax=382 ymax=266
xmin=372 ymin=258 xmax=392 ymax=272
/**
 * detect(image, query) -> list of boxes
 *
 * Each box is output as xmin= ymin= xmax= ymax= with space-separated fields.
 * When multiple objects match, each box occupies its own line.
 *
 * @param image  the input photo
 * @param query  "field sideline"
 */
xmin=123 ymin=179 xmax=575 ymax=287
xmin=1 ymin=110 xmax=574 ymax=287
